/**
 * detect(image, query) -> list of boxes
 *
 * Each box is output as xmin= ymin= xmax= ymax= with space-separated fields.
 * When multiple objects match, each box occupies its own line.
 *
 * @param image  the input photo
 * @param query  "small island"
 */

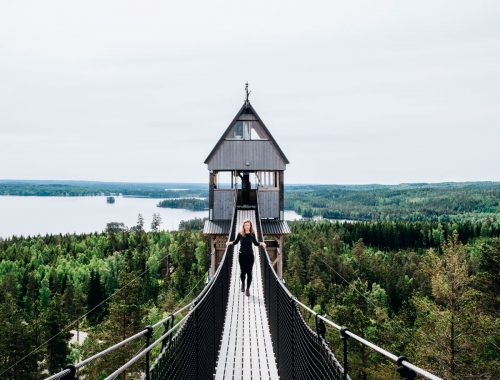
xmin=106 ymin=196 xmax=115 ymax=204
xmin=157 ymin=198 xmax=208 ymax=211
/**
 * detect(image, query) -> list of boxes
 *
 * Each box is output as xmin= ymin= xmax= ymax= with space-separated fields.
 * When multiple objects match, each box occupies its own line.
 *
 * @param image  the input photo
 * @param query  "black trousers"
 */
xmin=238 ymin=251 xmax=255 ymax=288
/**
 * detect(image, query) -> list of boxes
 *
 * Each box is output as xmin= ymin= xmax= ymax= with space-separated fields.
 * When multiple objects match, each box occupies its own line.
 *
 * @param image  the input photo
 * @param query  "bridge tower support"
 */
xmin=203 ymin=88 xmax=290 ymax=278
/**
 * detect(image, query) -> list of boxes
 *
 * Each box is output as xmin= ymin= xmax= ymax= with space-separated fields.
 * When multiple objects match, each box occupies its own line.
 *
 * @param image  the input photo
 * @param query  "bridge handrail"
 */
xmin=78 ymin=301 xmax=194 ymax=370
xmin=44 ymin=369 xmax=71 ymax=380
xmin=105 ymin=190 xmax=238 ymax=379
xmin=255 ymin=207 xmax=345 ymax=379
xmin=44 ymin=292 xmax=196 ymax=380
xmin=104 ymin=260 xmax=239 ymax=380
xmin=45 ymin=191 xmax=238 ymax=380
xmin=256 ymin=205 xmax=441 ymax=380
xmin=104 ymin=319 xmax=184 ymax=380
xmin=294 ymin=299 xmax=442 ymax=380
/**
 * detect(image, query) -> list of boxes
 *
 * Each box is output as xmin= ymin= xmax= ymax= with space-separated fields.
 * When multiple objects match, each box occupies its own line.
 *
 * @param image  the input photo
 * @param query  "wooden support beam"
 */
xmin=210 ymin=237 xmax=216 ymax=278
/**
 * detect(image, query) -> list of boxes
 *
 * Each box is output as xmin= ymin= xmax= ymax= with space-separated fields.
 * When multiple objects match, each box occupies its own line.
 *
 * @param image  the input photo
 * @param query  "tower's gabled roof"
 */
xmin=204 ymin=101 xmax=290 ymax=165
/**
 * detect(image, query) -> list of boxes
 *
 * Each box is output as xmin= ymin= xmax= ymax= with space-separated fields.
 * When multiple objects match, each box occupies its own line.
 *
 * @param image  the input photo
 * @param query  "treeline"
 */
xmin=2 ymin=181 xmax=499 ymax=222
xmin=0 ymin=220 xmax=209 ymax=379
xmin=301 ymin=218 xmax=500 ymax=251
xmin=179 ymin=218 xmax=207 ymax=231
xmin=0 ymin=180 xmax=206 ymax=199
xmin=286 ymin=182 xmax=500 ymax=221
xmin=283 ymin=220 xmax=499 ymax=379
xmin=157 ymin=198 xmax=208 ymax=211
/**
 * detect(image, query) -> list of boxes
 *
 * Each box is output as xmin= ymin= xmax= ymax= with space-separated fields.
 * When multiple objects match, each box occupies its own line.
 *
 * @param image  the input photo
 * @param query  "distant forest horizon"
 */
xmin=1 ymin=178 xmax=499 ymax=187
xmin=1 ymin=179 xmax=498 ymax=223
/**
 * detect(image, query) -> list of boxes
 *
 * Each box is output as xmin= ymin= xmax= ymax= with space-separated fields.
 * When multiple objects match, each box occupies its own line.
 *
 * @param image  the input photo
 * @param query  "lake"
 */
xmin=0 ymin=196 xmax=302 ymax=239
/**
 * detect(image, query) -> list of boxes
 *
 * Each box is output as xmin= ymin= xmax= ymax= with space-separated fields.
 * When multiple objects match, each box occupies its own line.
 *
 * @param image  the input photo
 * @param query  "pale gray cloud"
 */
xmin=1 ymin=0 xmax=499 ymax=184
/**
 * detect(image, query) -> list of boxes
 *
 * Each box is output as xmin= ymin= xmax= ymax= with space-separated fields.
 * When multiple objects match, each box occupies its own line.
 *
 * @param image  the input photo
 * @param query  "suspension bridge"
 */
xmin=45 ymin=91 xmax=441 ymax=380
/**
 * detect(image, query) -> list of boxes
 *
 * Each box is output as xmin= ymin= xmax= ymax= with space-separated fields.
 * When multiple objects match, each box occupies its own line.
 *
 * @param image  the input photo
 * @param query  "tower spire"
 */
xmin=245 ymin=82 xmax=251 ymax=105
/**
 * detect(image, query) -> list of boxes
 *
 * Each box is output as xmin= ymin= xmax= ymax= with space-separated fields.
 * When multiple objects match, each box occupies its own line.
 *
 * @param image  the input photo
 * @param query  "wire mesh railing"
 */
xmin=45 ymin=200 xmax=237 ymax=380
xmin=148 ymin=245 xmax=233 ymax=379
xmin=43 ymin=302 xmax=193 ymax=380
xmin=256 ymin=206 xmax=345 ymax=380
xmin=256 ymin=205 xmax=441 ymax=380
xmin=148 ymin=194 xmax=237 ymax=380
xmin=45 ymin=198 xmax=441 ymax=380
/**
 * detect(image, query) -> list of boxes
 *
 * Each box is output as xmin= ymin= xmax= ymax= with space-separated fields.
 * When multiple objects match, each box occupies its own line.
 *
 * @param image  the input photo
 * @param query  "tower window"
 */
xmin=230 ymin=121 xmax=267 ymax=140
xmin=232 ymin=121 xmax=249 ymax=139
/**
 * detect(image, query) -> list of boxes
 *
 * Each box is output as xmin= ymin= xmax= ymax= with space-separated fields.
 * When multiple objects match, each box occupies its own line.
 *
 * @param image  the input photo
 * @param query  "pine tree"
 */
xmin=151 ymin=213 xmax=162 ymax=232
xmin=39 ymin=277 xmax=51 ymax=310
xmin=411 ymin=232 xmax=496 ymax=379
xmin=136 ymin=213 xmax=144 ymax=231
xmin=83 ymin=271 xmax=145 ymax=379
xmin=0 ymin=278 xmax=41 ymax=380
xmin=328 ymin=279 xmax=390 ymax=380
xmin=62 ymin=283 xmax=86 ymax=343
xmin=44 ymin=295 xmax=72 ymax=373
xmin=87 ymin=270 xmax=106 ymax=325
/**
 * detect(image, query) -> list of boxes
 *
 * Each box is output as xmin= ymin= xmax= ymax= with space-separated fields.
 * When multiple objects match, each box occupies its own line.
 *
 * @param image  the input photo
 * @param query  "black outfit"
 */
xmin=232 ymin=232 xmax=260 ymax=288
xmin=241 ymin=173 xmax=250 ymax=205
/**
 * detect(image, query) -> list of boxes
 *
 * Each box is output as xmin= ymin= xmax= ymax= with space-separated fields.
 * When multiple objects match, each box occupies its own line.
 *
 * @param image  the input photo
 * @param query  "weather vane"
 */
xmin=245 ymin=82 xmax=251 ymax=104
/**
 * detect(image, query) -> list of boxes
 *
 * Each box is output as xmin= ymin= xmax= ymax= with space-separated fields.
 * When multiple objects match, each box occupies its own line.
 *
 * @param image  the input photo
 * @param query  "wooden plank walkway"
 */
xmin=214 ymin=209 xmax=279 ymax=379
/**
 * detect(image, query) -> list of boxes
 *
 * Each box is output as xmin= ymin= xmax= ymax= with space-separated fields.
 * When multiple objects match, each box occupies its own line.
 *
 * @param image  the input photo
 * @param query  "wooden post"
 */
xmin=279 ymin=171 xmax=284 ymax=220
xmin=278 ymin=236 xmax=283 ymax=279
xmin=210 ymin=237 xmax=216 ymax=278
xmin=209 ymin=172 xmax=215 ymax=220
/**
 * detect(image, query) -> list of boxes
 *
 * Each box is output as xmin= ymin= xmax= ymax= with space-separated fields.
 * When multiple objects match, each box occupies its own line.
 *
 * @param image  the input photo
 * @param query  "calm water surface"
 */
xmin=0 ymin=196 xmax=301 ymax=239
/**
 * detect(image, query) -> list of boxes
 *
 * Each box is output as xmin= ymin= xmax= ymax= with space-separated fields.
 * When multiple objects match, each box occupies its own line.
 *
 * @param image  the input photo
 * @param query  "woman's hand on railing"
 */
xmin=260 ymin=242 xmax=266 ymax=248
xmin=226 ymin=241 xmax=232 ymax=247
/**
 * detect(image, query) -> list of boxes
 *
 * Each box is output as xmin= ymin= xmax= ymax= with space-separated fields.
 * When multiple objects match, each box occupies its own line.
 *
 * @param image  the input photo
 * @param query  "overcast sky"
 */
xmin=1 ymin=1 xmax=499 ymax=184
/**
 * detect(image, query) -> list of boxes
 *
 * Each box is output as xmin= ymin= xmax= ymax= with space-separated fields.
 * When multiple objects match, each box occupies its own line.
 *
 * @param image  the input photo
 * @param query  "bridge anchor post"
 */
xmin=396 ymin=356 xmax=417 ymax=380
xmin=61 ymin=364 xmax=76 ymax=380
xmin=340 ymin=326 xmax=349 ymax=380
xmin=144 ymin=325 xmax=153 ymax=380
xmin=315 ymin=314 xmax=326 ymax=340
xmin=161 ymin=315 xmax=174 ymax=350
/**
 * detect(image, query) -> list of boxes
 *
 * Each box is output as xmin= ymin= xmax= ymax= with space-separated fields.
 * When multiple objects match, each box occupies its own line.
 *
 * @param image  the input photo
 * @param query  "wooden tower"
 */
xmin=203 ymin=85 xmax=290 ymax=278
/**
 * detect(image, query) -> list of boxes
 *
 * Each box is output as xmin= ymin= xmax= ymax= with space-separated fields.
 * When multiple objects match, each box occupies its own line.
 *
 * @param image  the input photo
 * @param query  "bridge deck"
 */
xmin=215 ymin=209 xmax=279 ymax=379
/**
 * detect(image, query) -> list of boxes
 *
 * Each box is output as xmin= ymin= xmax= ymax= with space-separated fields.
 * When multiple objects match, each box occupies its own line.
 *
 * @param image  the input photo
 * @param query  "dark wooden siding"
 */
xmin=203 ymin=220 xmax=231 ymax=235
xmin=206 ymin=140 xmax=287 ymax=170
xmin=258 ymin=189 xmax=280 ymax=219
xmin=261 ymin=220 xmax=291 ymax=235
xmin=213 ymin=189 xmax=235 ymax=220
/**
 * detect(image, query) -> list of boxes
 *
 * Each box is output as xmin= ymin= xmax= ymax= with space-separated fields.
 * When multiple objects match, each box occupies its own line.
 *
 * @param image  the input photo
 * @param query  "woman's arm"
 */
xmin=226 ymin=233 xmax=241 ymax=247
xmin=252 ymin=234 xmax=266 ymax=248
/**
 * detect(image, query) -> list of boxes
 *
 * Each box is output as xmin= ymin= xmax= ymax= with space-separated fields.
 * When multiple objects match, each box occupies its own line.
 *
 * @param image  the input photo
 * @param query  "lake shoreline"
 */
xmin=0 ymin=195 xmax=302 ymax=239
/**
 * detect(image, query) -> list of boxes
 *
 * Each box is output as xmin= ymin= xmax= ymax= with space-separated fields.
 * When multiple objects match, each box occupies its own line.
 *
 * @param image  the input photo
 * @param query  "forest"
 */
xmin=0 ymin=180 xmax=206 ymax=198
xmin=1 ymin=216 xmax=498 ymax=378
xmin=285 ymin=182 xmax=500 ymax=222
xmin=157 ymin=198 xmax=208 ymax=211
xmin=283 ymin=219 xmax=499 ymax=379
xmin=0 ymin=181 xmax=499 ymax=379
xmin=0 ymin=217 xmax=209 ymax=379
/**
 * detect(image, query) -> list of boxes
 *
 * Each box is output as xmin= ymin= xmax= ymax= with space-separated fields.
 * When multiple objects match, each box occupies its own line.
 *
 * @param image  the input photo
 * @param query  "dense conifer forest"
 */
xmin=283 ymin=220 xmax=499 ymax=379
xmin=285 ymin=182 xmax=500 ymax=221
xmin=0 ymin=180 xmax=205 ymax=198
xmin=0 ymin=219 xmax=209 ymax=379
xmin=0 ymin=181 xmax=499 ymax=378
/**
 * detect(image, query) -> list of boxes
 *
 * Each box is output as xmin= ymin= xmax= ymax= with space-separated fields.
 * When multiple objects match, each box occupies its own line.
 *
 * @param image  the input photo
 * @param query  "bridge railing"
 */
xmin=256 ymin=206 xmax=345 ymax=380
xmin=255 ymin=206 xmax=441 ymax=380
xmin=44 ymin=302 xmax=194 ymax=380
xmin=147 ymin=212 xmax=236 ymax=380
xmin=114 ymin=202 xmax=238 ymax=380
xmin=292 ymin=300 xmax=442 ymax=380
xmin=45 ymin=195 xmax=238 ymax=380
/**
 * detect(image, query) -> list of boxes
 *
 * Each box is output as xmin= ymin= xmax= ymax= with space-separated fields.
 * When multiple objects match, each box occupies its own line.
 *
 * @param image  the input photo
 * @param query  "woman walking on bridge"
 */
xmin=227 ymin=219 xmax=266 ymax=296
